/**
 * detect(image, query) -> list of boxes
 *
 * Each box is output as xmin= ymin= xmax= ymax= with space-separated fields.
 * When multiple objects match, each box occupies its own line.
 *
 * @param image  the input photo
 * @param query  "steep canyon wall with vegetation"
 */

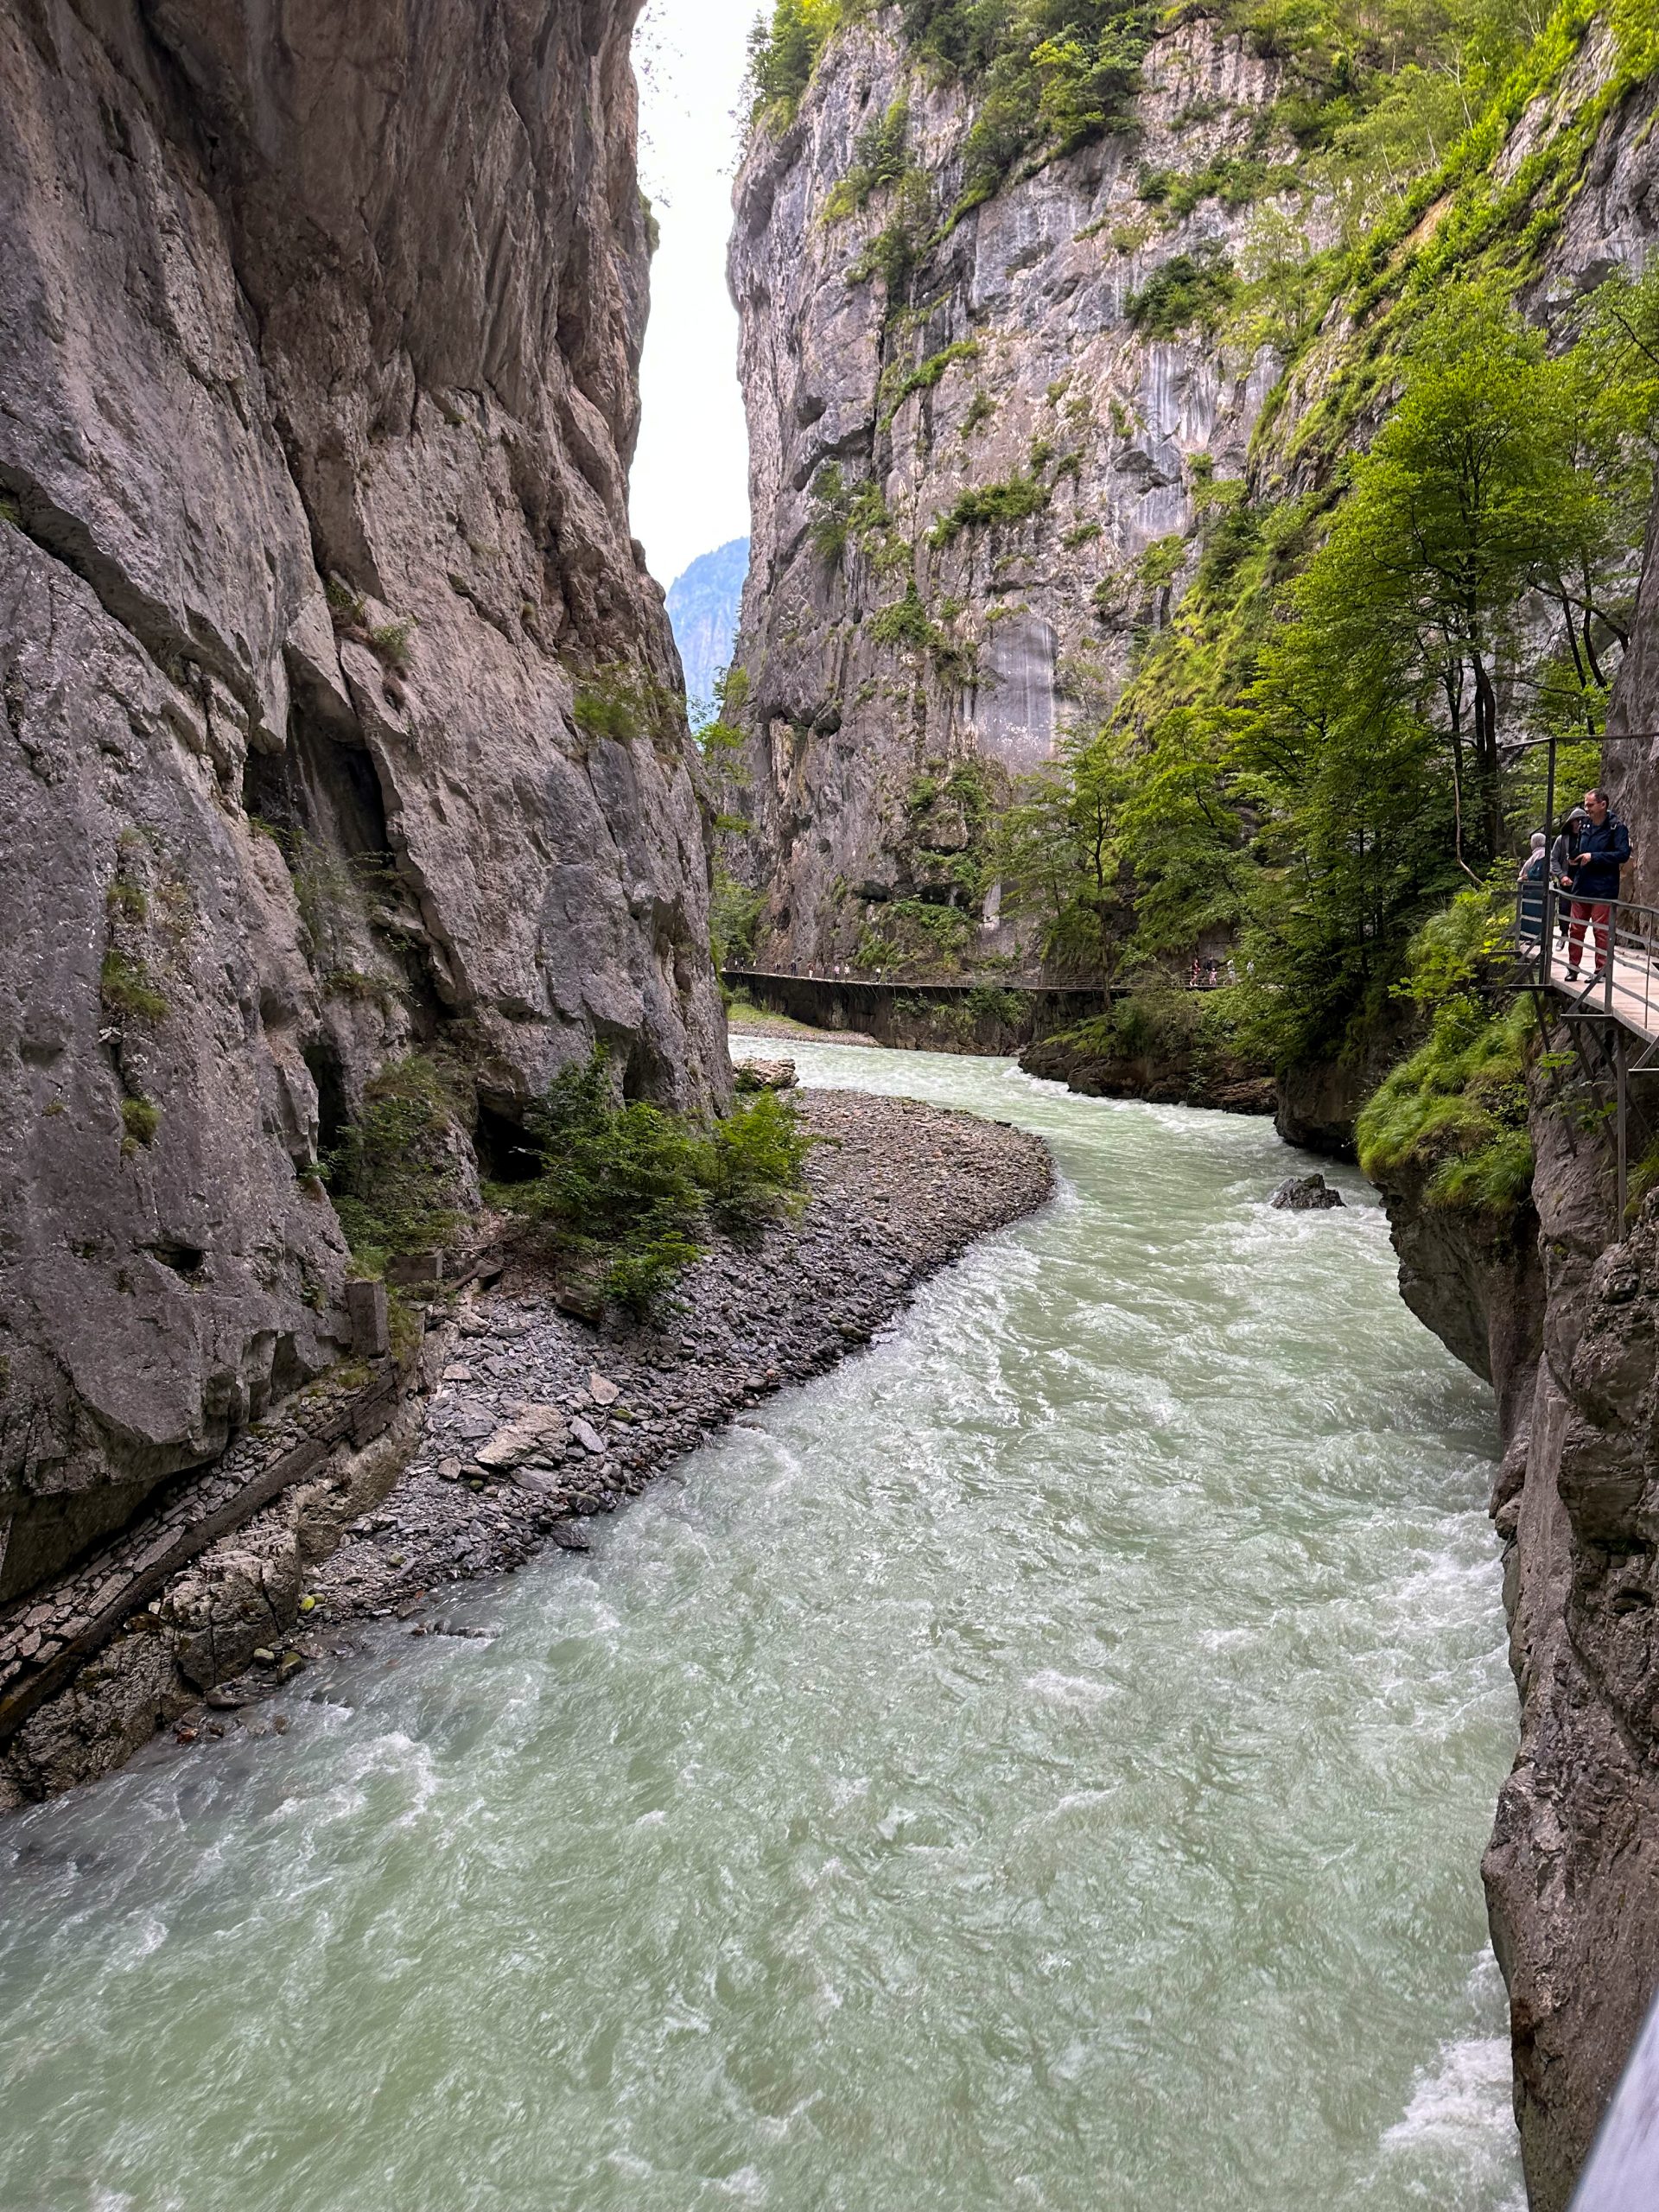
xmin=0 ymin=1 xmax=726 ymax=1609
xmin=731 ymin=2 xmax=1659 ymax=2202
xmin=725 ymin=0 xmax=1657 ymax=1085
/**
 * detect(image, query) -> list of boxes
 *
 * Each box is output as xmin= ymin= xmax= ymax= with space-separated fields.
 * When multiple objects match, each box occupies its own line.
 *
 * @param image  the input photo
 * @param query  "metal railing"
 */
xmin=1569 ymin=1986 xmax=1659 ymax=2209
xmin=1517 ymin=885 xmax=1659 ymax=1040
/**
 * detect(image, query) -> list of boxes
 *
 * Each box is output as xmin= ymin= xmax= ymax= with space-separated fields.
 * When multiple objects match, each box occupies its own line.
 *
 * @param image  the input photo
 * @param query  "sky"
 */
xmin=630 ymin=0 xmax=758 ymax=592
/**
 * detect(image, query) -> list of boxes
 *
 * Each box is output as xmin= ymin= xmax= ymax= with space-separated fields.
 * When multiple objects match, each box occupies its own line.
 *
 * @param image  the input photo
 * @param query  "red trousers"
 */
xmin=1567 ymin=900 xmax=1611 ymax=973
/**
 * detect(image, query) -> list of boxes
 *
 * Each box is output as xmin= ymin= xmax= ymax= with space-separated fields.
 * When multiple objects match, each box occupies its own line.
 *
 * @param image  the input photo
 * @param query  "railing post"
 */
xmin=1606 ymin=898 xmax=1617 ymax=1016
xmin=1541 ymin=884 xmax=1554 ymax=988
xmin=1618 ymin=1026 xmax=1629 ymax=1227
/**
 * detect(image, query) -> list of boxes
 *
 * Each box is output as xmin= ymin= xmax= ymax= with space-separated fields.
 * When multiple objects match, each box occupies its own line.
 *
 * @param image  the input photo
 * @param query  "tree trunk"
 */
xmin=1472 ymin=652 xmax=1501 ymax=859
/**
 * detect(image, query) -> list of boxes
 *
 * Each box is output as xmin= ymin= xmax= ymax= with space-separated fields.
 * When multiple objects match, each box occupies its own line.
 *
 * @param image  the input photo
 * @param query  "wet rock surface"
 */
xmin=1269 ymin=1174 xmax=1344 ymax=1212
xmin=1020 ymin=1028 xmax=1276 ymax=1118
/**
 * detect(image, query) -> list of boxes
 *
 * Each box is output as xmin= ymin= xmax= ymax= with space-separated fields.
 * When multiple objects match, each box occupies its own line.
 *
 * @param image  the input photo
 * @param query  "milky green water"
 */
xmin=0 ymin=1046 xmax=1522 ymax=2212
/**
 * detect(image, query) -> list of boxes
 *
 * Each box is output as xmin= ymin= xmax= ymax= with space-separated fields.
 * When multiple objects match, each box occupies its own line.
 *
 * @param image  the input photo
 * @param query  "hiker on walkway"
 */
xmin=1550 ymin=806 xmax=1587 ymax=943
xmin=1517 ymin=831 xmax=1548 ymax=955
xmin=1565 ymin=787 xmax=1631 ymax=981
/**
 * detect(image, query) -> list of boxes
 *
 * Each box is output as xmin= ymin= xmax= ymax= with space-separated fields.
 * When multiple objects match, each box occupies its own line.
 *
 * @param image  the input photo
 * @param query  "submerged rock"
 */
xmin=1270 ymin=1175 xmax=1344 ymax=1212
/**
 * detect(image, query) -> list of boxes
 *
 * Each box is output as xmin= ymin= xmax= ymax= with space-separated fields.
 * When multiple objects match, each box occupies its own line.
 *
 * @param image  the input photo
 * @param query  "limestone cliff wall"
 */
xmin=728 ymin=10 xmax=1659 ymax=990
xmin=728 ymin=11 xmax=1291 ymax=970
xmin=0 ymin=0 xmax=725 ymax=1606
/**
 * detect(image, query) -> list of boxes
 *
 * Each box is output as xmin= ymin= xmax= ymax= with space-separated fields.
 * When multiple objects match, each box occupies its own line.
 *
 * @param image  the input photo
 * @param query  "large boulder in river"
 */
xmin=734 ymin=1058 xmax=798 ymax=1092
xmin=1271 ymin=1173 xmax=1344 ymax=1211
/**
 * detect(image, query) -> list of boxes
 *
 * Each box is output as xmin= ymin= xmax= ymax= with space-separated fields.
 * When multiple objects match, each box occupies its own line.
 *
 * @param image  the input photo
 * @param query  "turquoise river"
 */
xmin=0 ymin=1044 xmax=1522 ymax=2210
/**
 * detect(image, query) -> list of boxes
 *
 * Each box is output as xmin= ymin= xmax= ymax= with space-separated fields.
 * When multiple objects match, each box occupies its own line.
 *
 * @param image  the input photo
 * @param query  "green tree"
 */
xmin=996 ymin=738 xmax=1129 ymax=974
xmin=1525 ymin=268 xmax=1659 ymax=734
xmin=1256 ymin=292 xmax=1577 ymax=869
xmin=749 ymin=0 xmax=840 ymax=114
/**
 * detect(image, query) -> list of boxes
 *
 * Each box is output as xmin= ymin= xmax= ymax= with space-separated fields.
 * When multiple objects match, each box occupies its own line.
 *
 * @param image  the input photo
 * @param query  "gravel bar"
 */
xmin=310 ymin=1090 xmax=1052 ymax=1623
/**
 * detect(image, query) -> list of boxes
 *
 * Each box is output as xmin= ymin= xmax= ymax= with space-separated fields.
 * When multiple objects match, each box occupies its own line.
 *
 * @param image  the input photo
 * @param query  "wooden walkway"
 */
xmin=1544 ymin=948 xmax=1659 ymax=1041
xmin=1535 ymin=912 xmax=1659 ymax=1047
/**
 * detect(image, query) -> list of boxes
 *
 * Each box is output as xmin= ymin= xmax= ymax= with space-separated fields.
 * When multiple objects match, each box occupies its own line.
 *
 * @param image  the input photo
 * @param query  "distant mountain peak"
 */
xmin=667 ymin=537 xmax=749 ymax=714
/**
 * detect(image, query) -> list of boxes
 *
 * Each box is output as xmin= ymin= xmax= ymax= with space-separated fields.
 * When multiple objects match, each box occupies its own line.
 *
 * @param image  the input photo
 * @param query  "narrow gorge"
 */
xmin=4 ymin=2 xmax=1659 ymax=2208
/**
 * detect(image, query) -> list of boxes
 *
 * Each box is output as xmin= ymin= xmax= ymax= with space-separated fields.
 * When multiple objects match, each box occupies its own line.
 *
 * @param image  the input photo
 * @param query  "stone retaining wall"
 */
xmin=0 ymin=1362 xmax=403 ymax=1748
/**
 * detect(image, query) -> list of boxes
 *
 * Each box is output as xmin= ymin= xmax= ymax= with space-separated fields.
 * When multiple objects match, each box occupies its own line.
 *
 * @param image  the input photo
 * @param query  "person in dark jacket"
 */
xmin=1565 ymin=787 xmax=1632 ymax=979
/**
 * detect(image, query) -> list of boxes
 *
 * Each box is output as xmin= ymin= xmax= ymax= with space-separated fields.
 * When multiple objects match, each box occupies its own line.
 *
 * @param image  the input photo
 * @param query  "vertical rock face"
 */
xmin=728 ymin=13 xmax=1294 ymax=971
xmin=1370 ymin=506 xmax=1659 ymax=2210
xmin=0 ymin=0 xmax=725 ymax=1604
xmin=1481 ymin=509 xmax=1659 ymax=2212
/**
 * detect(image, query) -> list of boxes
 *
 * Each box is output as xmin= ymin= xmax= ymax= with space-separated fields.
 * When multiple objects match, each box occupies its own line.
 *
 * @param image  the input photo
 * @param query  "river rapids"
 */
xmin=0 ymin=1046 xmax=1522 ymax=2210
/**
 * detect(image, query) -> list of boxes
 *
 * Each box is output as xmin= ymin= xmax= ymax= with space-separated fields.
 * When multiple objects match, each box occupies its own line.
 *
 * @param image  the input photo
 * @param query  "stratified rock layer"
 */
xmin=0 ymin=2 xmax=725 ymax=1605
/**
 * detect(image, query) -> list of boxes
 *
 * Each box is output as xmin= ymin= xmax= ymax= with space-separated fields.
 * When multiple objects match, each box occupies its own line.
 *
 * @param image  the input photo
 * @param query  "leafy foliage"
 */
xmin=100 ymin=950 xmax=168 ymax=1023
xmin=845 ymin=170 xmax=937 ymax=312
xmin=929 ymin=472 xmax=1051 ymax=544
xmin=881 ymin=340 xmax=982 ymax=423
xmin=747 ymin=0 xmax=841 ymax=117
xmin=1137 ymin=156 xmax=1300 ymax=219
xmin=898 ymin=0 xmax=1159 ymax=212
xmin=572 ymin=664 xmax=680 ymax=748
xmin=120 ymin=1096 xmax=161 ymax=1147
xmin=1355 ymin=894 xmax=1535 ymax=1217
xmin=322 ymin=1056 xmax=468 ymax=1276
xmin=855 ymin=898 xmax=976 ymax=974
xmin=870 ymin=579 xmax=940 ymax=648
xmin=701 ymin=1090 xmax=819 ymax=1234
xmin=495 ymin=1052 xmax=816 ymax=1315
xmin=712 ymin=869 xmax=766 ymax=969
xmin=809 ymin=466 xmax=910 ymax=571
xmin=1124 ymin=245 xmax=1239 ymax=338
xmin=825 ymin=99 xmax=912 ymax=219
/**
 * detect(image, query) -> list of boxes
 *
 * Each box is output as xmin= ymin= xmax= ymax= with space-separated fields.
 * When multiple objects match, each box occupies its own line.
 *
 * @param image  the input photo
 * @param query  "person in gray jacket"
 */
xmin=1550 ymin=806 xmax=1588 ymax=944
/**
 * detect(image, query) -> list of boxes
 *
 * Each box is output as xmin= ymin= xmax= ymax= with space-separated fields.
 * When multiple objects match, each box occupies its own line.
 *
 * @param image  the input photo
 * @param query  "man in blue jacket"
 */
xmin=1565 ymin=786 xmax=1632 ymax=980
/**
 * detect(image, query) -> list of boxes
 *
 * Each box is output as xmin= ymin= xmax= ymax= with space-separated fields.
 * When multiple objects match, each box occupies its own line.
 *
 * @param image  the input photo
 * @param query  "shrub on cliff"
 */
xmin=494 ymin=1051 xmax=816 ymax=1314
xmin=322 ymin=1056 xmax=469 ymax=1272
xmin=1124 ymin=245 xmax=1239 ymax=339
xmin=929 ymin=473 xmax=1050 ymax=545
xmin=1356 ymin=893 xmax=1534 ymax=1217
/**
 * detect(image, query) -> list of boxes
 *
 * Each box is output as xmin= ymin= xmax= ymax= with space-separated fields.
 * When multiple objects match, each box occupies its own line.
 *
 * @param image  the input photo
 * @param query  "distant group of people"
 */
xmin=1186 ymin=957 xmax=1231 ymax=989
xmin=1517 ymin=786 xmax=1632 ymax=977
